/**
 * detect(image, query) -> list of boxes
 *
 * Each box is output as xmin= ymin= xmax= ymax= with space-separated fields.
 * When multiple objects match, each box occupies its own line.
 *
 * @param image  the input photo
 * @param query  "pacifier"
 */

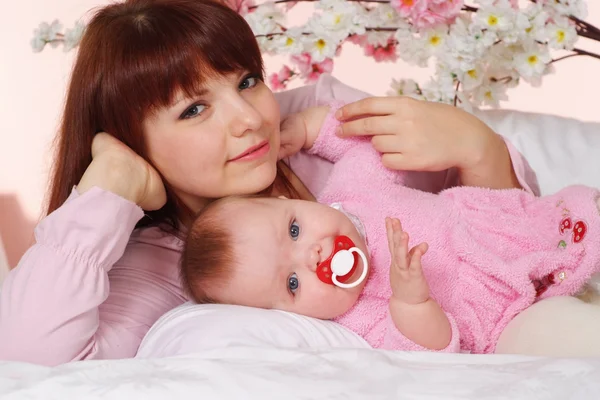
xmin=316 ymin=235 xmax=369 ymax=289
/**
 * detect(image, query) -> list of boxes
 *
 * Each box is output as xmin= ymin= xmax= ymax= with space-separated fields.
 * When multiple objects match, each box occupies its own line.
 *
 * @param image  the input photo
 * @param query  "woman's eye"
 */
xmin=239 ymin=75 xmax=259 ymax=90
xmin=181 ymin=104 xmax=205 ymax=119
xmin=288 ymin=273 xmax=299 ymax=294
xmin=289 ymin=221 xmax=300 ymax=241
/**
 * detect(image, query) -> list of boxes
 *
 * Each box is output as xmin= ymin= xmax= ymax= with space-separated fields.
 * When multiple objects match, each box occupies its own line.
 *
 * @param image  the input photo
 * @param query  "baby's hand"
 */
xmin=386 ymin=217 xmax=430 ymax=305
xmin=278 ymin=106 xmax=330 ymax=160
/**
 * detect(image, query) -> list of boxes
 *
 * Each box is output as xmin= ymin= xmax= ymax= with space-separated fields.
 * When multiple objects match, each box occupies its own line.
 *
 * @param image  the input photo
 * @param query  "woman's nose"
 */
xmin=226 ymin=97 xmax=262 ymax=137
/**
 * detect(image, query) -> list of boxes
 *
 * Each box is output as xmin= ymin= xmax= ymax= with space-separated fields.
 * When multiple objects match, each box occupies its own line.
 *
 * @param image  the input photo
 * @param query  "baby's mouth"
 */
xmin=316 ymin=236 xmax=368 ymax=288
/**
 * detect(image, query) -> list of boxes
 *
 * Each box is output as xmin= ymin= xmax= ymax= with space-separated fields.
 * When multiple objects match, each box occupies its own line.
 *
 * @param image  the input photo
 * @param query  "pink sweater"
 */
xmin=0 ymin=74 xmax=536 ymax=365
xmin=313 ymin=104 xmax=600 ymax=354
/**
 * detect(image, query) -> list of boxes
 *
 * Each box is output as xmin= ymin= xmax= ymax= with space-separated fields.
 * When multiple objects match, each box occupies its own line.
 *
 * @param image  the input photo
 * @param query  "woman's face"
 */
xmin=143 ymin=70 xmax=281 ymax=214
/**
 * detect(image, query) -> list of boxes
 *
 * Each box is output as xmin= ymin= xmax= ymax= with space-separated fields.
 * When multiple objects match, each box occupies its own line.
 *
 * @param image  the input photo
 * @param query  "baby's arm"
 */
xmin=386 ymin=218 xmax=453 ymax=350
xmin=278 ymin=105 xmax=330 ymax=160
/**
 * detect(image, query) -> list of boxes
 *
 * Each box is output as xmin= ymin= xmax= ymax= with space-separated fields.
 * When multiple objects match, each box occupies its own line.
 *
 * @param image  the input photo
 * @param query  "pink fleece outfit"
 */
xmin=311 ymin=104 xmax=600 ymax=354
xmin=0 ymin=74 xmax=536 ymax=366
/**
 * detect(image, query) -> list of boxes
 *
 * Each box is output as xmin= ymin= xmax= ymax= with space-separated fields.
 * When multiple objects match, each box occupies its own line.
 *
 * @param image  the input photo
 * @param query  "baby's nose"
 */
xmin=306 ymin=244 xmax=322 ymax=271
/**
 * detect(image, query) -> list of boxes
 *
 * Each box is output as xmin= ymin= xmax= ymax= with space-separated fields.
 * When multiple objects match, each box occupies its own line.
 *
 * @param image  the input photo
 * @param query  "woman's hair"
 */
xmin=180 ymin=195 xmax=250 ymax=303
xmin=47 ymin=0 xmax=297 ymax=230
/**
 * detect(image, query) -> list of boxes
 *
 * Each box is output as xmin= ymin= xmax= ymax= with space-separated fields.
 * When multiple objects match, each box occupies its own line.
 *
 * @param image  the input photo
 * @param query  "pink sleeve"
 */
xmin=0 ymin=187 xmax=150 ymax=366
xmin=306 ymin=101 xmax=369 ymax=163
xmin=380 ymin=312 xmax=461 ymax=353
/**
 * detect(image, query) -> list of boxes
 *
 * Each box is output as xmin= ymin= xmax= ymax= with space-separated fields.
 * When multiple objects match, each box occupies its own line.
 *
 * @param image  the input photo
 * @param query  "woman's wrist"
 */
xmin=457 ymin=133 xmax=522 ymax=190
xmin=77 ymin=154 xmax=146 ymax=205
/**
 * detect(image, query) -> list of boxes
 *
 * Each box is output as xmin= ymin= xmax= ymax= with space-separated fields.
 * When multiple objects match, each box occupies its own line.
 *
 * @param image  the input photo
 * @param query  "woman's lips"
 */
xmin=229 ymin=140 xmax=270 ymax=162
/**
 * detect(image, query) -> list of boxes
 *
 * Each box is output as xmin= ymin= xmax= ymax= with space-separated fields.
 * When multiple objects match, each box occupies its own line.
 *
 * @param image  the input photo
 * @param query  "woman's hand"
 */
xmin=335 ymin=97 xmax=521 ymax=189
xmin=77 ymin=133 xmax=167 ymax=210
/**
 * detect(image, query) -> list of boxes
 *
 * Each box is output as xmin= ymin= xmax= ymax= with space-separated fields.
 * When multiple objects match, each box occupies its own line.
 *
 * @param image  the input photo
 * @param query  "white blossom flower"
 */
xmin=63 ymin=21 xmax=85 ymax=52
xmin=441 ymin=18 xmax=492 ymax=73
xmin=313 ymin=0 xmax=365 ymax=37
xmin=31 ymin=20 xmax=62 ymax=52
xmin=460 ymin=64 xmax=485 ymax=91
xmin=273 ymin=27 xmax=305 ymax=55
xmin=543 ymin=0 xmax=588 ymax=20
xmin=472 ymin=81 xmax=508 ymax=108
xmin=513 ymin=43 xmax=552 ymax=83
xmin=365 ymin=31 xmax=394 ymax=47
xmin=474 ymin=3 xmax=515 ymax=34
xmin=30 ymin=35 xmax=46 ymax=53
xmin=244 ymin=2 xmax=283 ymax=36
xmin=245 ymin=12 xmax=279 ymax=36
xmin=545 ymin=17 xmax=578 ymax=50
xmin=303 ymin=34 xmax=338 ymax=63
xmin=397 ymin=35 xmax=431 ymax=67
xmin=386 ymin=78 xmax=420 ymax=98
xmin=421 ymin=67 xmax=457 ymax=104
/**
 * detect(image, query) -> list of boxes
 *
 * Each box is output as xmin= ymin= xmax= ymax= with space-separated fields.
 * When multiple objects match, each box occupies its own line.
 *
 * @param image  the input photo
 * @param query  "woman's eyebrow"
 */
xmin=171 ymin=87 xmax=210 ymax=107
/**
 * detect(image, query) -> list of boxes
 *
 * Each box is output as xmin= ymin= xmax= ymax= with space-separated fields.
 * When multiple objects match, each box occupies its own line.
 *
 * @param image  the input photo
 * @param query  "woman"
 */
xmin=0 ymin=0 xmax=528 ymax=366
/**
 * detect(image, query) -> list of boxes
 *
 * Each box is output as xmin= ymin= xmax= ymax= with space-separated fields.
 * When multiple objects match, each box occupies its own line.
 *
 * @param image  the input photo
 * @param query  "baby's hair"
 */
xmin=180 ymin=195 xmax=262 ymax=304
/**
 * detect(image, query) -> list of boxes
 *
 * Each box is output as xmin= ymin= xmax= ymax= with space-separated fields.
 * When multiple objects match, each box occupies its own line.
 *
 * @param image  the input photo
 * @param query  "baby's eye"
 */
xmin=289 ymin=220 xmax=300 ymax=241
xmin=288 ymin=273 xmax=299 ymax=294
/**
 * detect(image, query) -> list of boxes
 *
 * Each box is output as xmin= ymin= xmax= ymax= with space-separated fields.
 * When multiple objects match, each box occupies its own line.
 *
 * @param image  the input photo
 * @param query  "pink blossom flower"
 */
xmin=364 ymin=40 xmax=399 ymax=62
xmin=413 ymin=9 xmax=449 ymax=29
xmin=391 ymin=0 xmax=462 ymax=29
xmin=291 ymin=53 xmax=313 ymax=76
xmin=429 ymin=0 xmax=463 ymax=22
xmin=269 ymin=72 xmax=287 ymax=91
xmin=277 ymin=65 xmax=293 ymax=81
xmin=307 ymin=58 xmax=334 ymax=83
xmin=390 ymin=0 xmax=427 ymax=19
xmin=291 ymin=53 xmax=334 ymax=84
xmin=222 ymin=0 xmax=256 ymax=15
xmin=347 ymin=34 xmax=367 ymax=46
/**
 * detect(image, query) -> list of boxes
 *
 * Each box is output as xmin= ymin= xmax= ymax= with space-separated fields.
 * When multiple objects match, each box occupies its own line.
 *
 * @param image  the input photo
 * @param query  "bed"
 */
xmin=2 ymin=107 xmax=600 ymax=398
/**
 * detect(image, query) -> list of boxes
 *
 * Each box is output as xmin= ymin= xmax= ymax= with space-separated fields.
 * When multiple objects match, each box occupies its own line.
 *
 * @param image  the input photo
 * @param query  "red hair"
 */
xmin=180 ymin=196 xmax=249 ymax=303
xmin=47 ymin=0 xmax=296 ymax=230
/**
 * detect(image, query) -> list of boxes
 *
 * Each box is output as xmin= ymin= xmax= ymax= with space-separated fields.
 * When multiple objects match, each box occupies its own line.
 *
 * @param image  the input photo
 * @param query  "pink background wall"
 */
xmin=1 ymin=0 xmax=600 ymax=269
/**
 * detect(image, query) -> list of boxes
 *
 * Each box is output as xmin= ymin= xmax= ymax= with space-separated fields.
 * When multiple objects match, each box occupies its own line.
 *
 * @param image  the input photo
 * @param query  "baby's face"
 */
xmin=216 ymin=197 xmax=369 ymax=320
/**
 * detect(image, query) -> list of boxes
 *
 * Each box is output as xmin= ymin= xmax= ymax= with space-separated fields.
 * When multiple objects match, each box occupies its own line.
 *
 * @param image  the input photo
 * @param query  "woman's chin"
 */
xmin=238 ymin=164 xmax=278 ymax=195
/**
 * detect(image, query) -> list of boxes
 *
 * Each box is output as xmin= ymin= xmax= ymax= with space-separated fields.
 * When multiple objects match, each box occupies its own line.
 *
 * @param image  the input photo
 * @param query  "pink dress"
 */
xmin=309 ymin=104 xmax=600 ymax=354
xmin=0 ymin=74 xmax=536 ymax=365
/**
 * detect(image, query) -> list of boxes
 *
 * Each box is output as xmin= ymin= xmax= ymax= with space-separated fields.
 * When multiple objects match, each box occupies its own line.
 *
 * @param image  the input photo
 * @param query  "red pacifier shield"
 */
xmin=316 ymin=235 xmax=359 ymax=285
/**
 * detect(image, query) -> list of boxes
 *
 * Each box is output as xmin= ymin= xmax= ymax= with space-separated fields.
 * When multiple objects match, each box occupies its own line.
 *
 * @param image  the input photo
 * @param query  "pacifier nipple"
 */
xmin=316 ymin=235 xmax=369 ymax=289
xmin=331 ymin=250 xmax=354 ymax=276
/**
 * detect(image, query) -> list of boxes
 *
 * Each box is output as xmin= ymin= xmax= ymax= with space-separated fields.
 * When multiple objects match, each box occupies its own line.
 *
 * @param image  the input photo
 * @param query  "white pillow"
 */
xmin=475 ymin=109 xmax=600 ymax=195
xmin=136 ymin=302 xmax=369 ymax=358
xmin=138 ymin=109 xmax=600 ymax=359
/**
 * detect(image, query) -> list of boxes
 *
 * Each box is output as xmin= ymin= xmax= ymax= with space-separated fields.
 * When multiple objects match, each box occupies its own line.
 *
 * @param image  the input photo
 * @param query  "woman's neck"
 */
xmin=273 ymin=161 xmax=315 ymax=202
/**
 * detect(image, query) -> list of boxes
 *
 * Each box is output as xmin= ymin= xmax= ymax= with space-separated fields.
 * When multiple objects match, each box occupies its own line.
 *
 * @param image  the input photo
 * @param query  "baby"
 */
xmin=180 ymin=103 xmax=600 ymax=353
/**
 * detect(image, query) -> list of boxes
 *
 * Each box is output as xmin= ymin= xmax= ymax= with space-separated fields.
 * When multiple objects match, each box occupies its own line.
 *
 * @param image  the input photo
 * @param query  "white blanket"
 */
xmin=2 ymin=348 xmax=600 ymax=399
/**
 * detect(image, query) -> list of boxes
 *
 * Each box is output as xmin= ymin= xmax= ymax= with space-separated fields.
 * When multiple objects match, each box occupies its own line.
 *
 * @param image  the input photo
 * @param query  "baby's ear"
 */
xmin=277 ymin=195 xmax=289 ymax=200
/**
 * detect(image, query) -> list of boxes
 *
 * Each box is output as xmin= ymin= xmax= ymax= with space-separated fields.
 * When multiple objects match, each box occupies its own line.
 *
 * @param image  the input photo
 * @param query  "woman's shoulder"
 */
xmin=114 ymin=226 xmax=187 ymax=300
xmin=128 ymin=225 xmax=184 ymax=251
xmin=121 ymin=226 xmax=185 ymax=271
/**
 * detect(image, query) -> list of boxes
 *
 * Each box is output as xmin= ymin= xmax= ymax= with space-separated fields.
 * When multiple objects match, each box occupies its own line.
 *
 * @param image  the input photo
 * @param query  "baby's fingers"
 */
xmin=388 ymin=219 xmax=410 ymax=271
xmin=407 ymin=243 xmax=428 ymax=276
